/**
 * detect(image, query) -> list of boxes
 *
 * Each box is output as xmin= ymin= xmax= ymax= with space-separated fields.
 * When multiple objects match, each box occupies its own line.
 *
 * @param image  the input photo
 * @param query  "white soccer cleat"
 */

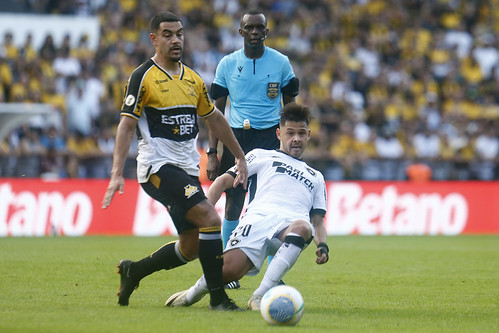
xmin=165 ymin=290 xmax=191 ymax=307
xmin=247 ymin=295 xmax=262 ymax=311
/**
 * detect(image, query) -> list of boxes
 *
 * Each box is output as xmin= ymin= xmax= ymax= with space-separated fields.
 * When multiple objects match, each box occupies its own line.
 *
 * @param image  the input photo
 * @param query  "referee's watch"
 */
xmin=206 ymin=148 xmax=217 ymax=155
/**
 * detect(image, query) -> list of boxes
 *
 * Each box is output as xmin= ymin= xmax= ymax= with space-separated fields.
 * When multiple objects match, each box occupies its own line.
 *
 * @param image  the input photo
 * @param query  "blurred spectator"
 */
xmin=9 ymin=72 xmax=29 ymax=102
xmin=40 ymin=146 xmax=67 ymax=179
xmin=355 ymin=37 xmax=381 ymax=79
xmin=372 ymin=126 xmax=406 ymax=180
xmin=1 ymin=0 xmax=499 ymax=181
xmin=72 ymin=34 xmax=94 ymax=65
xmin=472 ymin=34 xmax=499 ymax=80
xmin=96 ymin=127 xmax=114 ymax=178
xmin=443 ymin=22 xmax=473 ymax=59
xmin=0 ymin=56 xmax=13 ymax=100
xmin=19 ymin=33 xmax=36 ymax=63
xmin=15 ymin=126 xmax=46 ymax=177
xmin=418 ymin=92 xmax=441 ymax=131
xmin=412 ymin=126 xmax=441 ymax=160
xmin=66 ymin=78 xmax=94 ymax=136
xmin=65 ymin=131 xmax=101 ymax=178
xmin=39 ymin=34 xmax=57 ymax=63
xmin=41 ymin=78 xmax=67 ymax=131
xmin=39 ymin=125 xmax=67 ymax=179
xmin=40 ymin=125 xmax=66 ymax=153
xmin=375 ymin=127 xmax=405 ymax=160
xmin=53 ymin=39 xmax=82 ymax=94
xmin=2 ymin=31 xmax=18 ymax=64
xmin=0 ymin=131 xmax=16 ymax=177
xmin=472 ymin=124 xmax=499 ymax=180
xmin=81 ymin=67 xmax=105 ymax=123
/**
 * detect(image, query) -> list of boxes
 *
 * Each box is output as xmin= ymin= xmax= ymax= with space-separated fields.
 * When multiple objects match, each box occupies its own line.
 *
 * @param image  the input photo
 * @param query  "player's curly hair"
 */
xmin=150 ymin=11 xmax=182 ymax=32
xmin=279 ymin=103 xmax=312 ymax=126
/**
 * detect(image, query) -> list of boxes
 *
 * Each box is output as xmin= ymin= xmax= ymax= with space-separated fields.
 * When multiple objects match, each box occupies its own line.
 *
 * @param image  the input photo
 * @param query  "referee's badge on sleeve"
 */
xmin=267 ymin=82 xmax=280 ymax=100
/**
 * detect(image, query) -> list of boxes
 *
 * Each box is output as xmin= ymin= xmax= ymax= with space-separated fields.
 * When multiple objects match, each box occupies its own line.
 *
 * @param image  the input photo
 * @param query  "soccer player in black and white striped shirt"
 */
xmin=102 ymin=11 xmax=247 ymax=311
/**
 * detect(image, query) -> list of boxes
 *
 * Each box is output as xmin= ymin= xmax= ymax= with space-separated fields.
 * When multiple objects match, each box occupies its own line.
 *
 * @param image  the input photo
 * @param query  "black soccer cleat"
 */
xmin=209 ymin=297 xmax=245 ymax=311
xmin=224 ymin=280 xmax=241 ymax=290
xmin=116 ymin=259 xmax=139 ymax=306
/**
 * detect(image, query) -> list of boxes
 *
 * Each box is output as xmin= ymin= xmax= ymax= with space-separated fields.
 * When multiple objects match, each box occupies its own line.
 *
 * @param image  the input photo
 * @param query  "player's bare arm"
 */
xmin=282 ymin=94 xmax=295 ymax=106
xmin=311 ymin=213 xmax=329 ymax=264
xmin=102 ymin=115 xmax=137 ymax=208
xmin=204 ymin=108 xmax=248 ymax=189
xmin=206 ymin=173 xmax=235 ymax=206
xmin=206 ymin=97 xmax=227 ymax=180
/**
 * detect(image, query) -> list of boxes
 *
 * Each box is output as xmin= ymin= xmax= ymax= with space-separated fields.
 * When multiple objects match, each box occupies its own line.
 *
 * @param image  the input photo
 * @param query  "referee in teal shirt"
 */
xmin=206 ymin=10 xmax=299 ymax=289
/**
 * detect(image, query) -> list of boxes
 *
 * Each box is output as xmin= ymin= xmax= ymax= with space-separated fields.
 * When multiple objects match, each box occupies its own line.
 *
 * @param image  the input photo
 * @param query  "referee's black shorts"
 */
xmin=219 ymin=124 xmax=280 ymax=174
xmin=140 ymin=164 xmax=206 ymax=233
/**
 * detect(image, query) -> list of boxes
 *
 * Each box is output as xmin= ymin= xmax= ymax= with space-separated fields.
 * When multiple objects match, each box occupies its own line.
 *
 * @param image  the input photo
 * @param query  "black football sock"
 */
xmin=198 ymin=226 xmax=227 ymax=306
xmin=132 ymin=241 xmax=189 ymax=280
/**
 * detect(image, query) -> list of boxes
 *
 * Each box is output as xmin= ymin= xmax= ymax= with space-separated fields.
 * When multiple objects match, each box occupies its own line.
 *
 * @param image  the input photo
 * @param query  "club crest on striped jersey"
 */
xmin=184 ymin=184 xmax=199 ymax=198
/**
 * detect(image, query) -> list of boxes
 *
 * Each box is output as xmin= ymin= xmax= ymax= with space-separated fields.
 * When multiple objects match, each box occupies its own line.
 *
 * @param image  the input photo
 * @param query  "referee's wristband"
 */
xmin=317 ymin=242 xmax=329 ymax=256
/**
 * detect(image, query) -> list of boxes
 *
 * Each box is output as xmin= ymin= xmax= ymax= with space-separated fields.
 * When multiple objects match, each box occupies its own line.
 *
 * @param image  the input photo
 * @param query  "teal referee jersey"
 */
xmin=212 ymin=47 xmax=297 ymax=130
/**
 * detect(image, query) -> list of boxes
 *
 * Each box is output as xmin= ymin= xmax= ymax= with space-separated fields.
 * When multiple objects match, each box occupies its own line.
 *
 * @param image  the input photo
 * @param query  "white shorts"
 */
xmin=224 ymin=212 xmax=310 ymax=276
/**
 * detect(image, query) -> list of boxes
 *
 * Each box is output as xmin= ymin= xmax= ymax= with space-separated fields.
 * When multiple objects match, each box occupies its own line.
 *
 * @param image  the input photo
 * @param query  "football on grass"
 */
xmin=260 ymin=285 xmax=304 ymax=326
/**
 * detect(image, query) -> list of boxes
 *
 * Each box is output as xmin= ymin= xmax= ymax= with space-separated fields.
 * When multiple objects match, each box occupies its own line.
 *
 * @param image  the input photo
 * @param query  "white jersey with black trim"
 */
xmin=230 ymin=148 xmax=327 ymax=223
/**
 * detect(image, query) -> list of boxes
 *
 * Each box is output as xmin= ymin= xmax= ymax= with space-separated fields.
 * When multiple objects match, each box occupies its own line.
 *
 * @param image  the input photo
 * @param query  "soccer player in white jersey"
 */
xmin=165 ymin=103 xmax=329 ymax=311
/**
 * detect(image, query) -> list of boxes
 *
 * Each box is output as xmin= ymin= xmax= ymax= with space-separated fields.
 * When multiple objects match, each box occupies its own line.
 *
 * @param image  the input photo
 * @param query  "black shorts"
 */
xmin=140 ymin=164 xmax=206 ymax=233
xmin=219 ymin=124 xmax=280 ymax=174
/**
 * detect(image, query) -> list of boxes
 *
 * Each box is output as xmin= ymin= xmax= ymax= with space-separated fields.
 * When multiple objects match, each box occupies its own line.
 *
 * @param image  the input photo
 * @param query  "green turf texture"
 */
xmin=0 ymin=236 xmax=497 ymax=332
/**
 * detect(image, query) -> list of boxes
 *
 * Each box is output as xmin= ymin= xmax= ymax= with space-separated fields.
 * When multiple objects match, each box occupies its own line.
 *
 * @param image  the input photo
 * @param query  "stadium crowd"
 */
xmin=1 ymin=0 xmax=499 ymax=181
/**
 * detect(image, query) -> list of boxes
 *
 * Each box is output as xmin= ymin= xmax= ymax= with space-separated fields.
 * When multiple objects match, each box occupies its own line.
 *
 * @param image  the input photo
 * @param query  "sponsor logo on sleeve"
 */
xmin=125 ymin=94 xmax=136 ymax=106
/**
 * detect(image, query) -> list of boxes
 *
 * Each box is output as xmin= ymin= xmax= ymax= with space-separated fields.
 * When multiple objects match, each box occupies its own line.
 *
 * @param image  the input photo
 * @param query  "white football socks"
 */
xmin=185 ymin=275 xmax=209 ymax=304
xmin=252 ymin=235 xmax=302 ymax=297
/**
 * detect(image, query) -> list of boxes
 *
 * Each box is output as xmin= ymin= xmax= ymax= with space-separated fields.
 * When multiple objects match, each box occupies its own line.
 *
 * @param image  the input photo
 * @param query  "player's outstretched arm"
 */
xmin=206 ymin=173 xmax=235 ymax=206
xmin=311 ymin=213 xmax=329 ymax=264
xmin=206 ymin=97 xmax=227 ymax=181
xmin=204 ymin=108 xmax=247 ymax=189
xmin=102 ymin=115 xmax=137 ymax=208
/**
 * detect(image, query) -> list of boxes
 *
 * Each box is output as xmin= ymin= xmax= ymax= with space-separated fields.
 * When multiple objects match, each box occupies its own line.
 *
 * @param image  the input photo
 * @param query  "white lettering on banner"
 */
xmin=327 ymin=184 xmax=468 ymax=235
xmin=36 ymin=191 xmax=64 ymax=235
xmin=62 ymin=192 xmax=93 ymax=236
xmin=133 ymin=188 xmax=177 ymax=236
xmin=0 ymin=183 xmax=92 ymax=236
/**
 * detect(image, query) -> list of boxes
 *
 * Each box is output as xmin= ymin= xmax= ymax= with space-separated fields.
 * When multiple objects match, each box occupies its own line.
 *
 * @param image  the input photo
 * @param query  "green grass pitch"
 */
xmin=1 ymin=235 xmax=498 ymax=332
